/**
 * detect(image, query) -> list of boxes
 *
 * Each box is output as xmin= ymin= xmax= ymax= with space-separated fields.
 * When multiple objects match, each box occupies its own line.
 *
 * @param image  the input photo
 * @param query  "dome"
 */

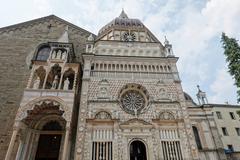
xmin=184 ymin=92 xmax=197 ymax=105
xmin=97 ymin=10 xmax=159 ymax=43
xmin=98 ymin=11 xmax=144 ymax=35
xmin=184 ymin=92 xmax=194 ymax=101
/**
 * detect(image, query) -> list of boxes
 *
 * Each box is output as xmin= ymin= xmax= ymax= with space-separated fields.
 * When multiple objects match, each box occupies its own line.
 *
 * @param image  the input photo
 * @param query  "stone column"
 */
xmin=43 ymin=70 xmax=50 ymax=89
xmin=15 ymin=139 xmax=23 ymax=160
xmin=26 ymin=131 xmax=36 ymax=160
xmin=73 ymin=71 xmax=78 ymax=90
xmin=62 ymin=122 xmax=70 ymax=160
xmin=58 ymin=70 xmax=64 ymax=90
xmin=27 ymin=67 xmax=35 ymax=88
xmin=21 ymin=130 xmax=31 ymax=160
xmin=5 ymin=123 xmax=20 ymax=160
xmin=30 ymin=132 xmax=40 ymax=159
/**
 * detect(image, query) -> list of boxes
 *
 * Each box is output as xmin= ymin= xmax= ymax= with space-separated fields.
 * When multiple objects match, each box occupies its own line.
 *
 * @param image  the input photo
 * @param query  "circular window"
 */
xmin=122 ymin=32 xmax=136 ymax=42
xmin=119 ymin=84 xmax=149 ymax=115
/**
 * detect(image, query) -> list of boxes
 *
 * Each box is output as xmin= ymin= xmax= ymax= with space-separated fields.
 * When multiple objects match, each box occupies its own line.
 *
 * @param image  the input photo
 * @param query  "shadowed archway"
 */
xmin=130 ymin=140 xmax=147 ymax=160
xmin=35 ymin=121 xmax=63 ymax=160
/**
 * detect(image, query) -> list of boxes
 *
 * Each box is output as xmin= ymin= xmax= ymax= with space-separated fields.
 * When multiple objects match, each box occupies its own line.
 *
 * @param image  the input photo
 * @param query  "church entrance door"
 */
xmin=35 ymin=134 xmax=62 ymax=160
xmin=130 ymin=140 xmax=147 ymax=160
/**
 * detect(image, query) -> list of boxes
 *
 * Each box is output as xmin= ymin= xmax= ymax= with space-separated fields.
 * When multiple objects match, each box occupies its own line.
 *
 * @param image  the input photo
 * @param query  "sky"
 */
xmin=1 ymin=0 xmax=240 ymax=104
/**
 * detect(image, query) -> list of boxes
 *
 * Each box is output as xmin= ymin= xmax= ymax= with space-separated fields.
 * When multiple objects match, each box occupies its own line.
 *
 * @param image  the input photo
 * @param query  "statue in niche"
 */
xmin=56 ymin=50 xmax=62 ymax=59
xmin=63 ymin=78 xmax=70 ymax=90
xmin=33 ymin=76 xmax=40 ymax=89
xmin=51 ymin=75 xmax=59 ymax=89
xmin=51 ymin=50 xmax=57 ymax=59
xmin=62 ymin=51 xmax=67 ymax=60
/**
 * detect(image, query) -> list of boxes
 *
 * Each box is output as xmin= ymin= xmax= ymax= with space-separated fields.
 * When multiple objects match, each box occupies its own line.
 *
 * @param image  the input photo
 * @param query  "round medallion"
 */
xmin=119 ymin=84 xmax=149 ymax=115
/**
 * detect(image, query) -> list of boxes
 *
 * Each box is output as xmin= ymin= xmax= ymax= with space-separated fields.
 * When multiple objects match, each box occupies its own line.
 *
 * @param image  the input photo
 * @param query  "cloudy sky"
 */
xmin=1 ymin=0 xmax=240 ymax=104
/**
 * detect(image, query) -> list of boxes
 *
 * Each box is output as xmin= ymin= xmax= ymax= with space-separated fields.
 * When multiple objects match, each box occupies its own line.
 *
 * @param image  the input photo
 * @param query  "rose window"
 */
xmin=122 ymin=32 xmax=136 ymax=42
xmin=119 ymin=84 xmax=149 ymax=115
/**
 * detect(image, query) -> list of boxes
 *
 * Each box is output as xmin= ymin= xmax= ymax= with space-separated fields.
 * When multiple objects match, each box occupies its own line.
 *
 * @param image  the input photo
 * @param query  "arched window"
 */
xmin=164 ymin=66 xmax=167 ymax=72
xmin=96 ymin=63 xmax=99 ymax=70
xmin=128 ymin=64 xmax=131 ymax=71
xmin=32 ymin=66 xmax=46 ymax=89
xmin=168 ymin=65 xmax=171 ymax=72
xmin=36 ymin=46 xmax=51 ymax=61
xmin=124 ymin=64 xmax=127 ymax=70
xmin=192 ymin=126 xmax=202 ymax=149
xmin=156 ymin=65 xmax=160 ymax=72
xmin=45 ymin=64 xmax=61 ymax=89
xmin=120 ymin=64 xmax=124 ymax=71
xmin=144 ymin=65 xmax=147 ymax=71
xmin=91 ymin=64 xmax=94 ymax=71
xmin=108 ymin=64 xmax=112 ymax=70
xmin=116 ymin=64 xmax=119 ymax=70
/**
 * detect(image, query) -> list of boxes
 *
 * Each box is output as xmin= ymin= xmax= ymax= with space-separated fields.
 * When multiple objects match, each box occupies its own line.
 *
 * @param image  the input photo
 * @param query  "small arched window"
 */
xmin=36 ymin=46 xmax=51 ymax=61
xmin=192 ymin=126 xmax=202 ymax=149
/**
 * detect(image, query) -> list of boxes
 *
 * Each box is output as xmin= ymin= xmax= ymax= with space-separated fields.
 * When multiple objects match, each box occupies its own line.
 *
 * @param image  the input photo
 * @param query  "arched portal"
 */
xmin=11 ymin=98 xmax=71 ymax=160
xmin=130 ymin=140 xmax=147 ymax=160
xmin=35 ymin=121 xmax=63 ymax=160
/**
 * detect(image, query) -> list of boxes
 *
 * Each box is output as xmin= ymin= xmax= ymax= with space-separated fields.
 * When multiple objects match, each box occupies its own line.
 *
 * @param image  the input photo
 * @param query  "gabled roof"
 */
xmin=0 ymin=14 xmax=95 ymax=36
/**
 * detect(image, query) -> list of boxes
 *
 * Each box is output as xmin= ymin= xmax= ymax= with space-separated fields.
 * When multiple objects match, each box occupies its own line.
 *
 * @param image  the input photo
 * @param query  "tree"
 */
xmin=221 ymin=33 xmax=240 ymax=102
xmin=237 ymin=110 xmax=240 ymax=118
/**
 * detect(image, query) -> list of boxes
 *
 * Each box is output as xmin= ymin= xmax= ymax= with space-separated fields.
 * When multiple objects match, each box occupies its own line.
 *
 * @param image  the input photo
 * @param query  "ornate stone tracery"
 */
xmin=121 ymin=90 xmax=145 ymax=113
xmin=118 ymin=84 xmax=149 ymax=115
xmin=33 ymin=115 xmax=66 ymax=130
xmin=16 ymin=96 xmax=71 ymax=122
xmin=159 ymin=111 xmax=175 ymax=120
xmin=95 ymin=111 xmax=112 ymax=119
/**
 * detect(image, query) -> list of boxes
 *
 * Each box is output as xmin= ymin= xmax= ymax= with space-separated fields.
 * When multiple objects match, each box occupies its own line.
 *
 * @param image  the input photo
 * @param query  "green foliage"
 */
xmin=237 ymin=110 xmax=240 ymax=117
xmin=221 ymin=33 xmax=240 ymax=102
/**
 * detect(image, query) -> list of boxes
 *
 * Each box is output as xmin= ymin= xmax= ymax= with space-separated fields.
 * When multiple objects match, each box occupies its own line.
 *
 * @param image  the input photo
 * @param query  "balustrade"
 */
xmin=90 ymin=70 xmax=177 ymax=80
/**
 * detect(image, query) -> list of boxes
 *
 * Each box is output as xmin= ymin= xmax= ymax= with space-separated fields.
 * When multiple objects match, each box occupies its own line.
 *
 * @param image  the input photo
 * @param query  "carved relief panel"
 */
xmin=97 ymin=79 xmax=110 ymax=99
xmin=155 ymin=80 xmax=178 ymax=101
